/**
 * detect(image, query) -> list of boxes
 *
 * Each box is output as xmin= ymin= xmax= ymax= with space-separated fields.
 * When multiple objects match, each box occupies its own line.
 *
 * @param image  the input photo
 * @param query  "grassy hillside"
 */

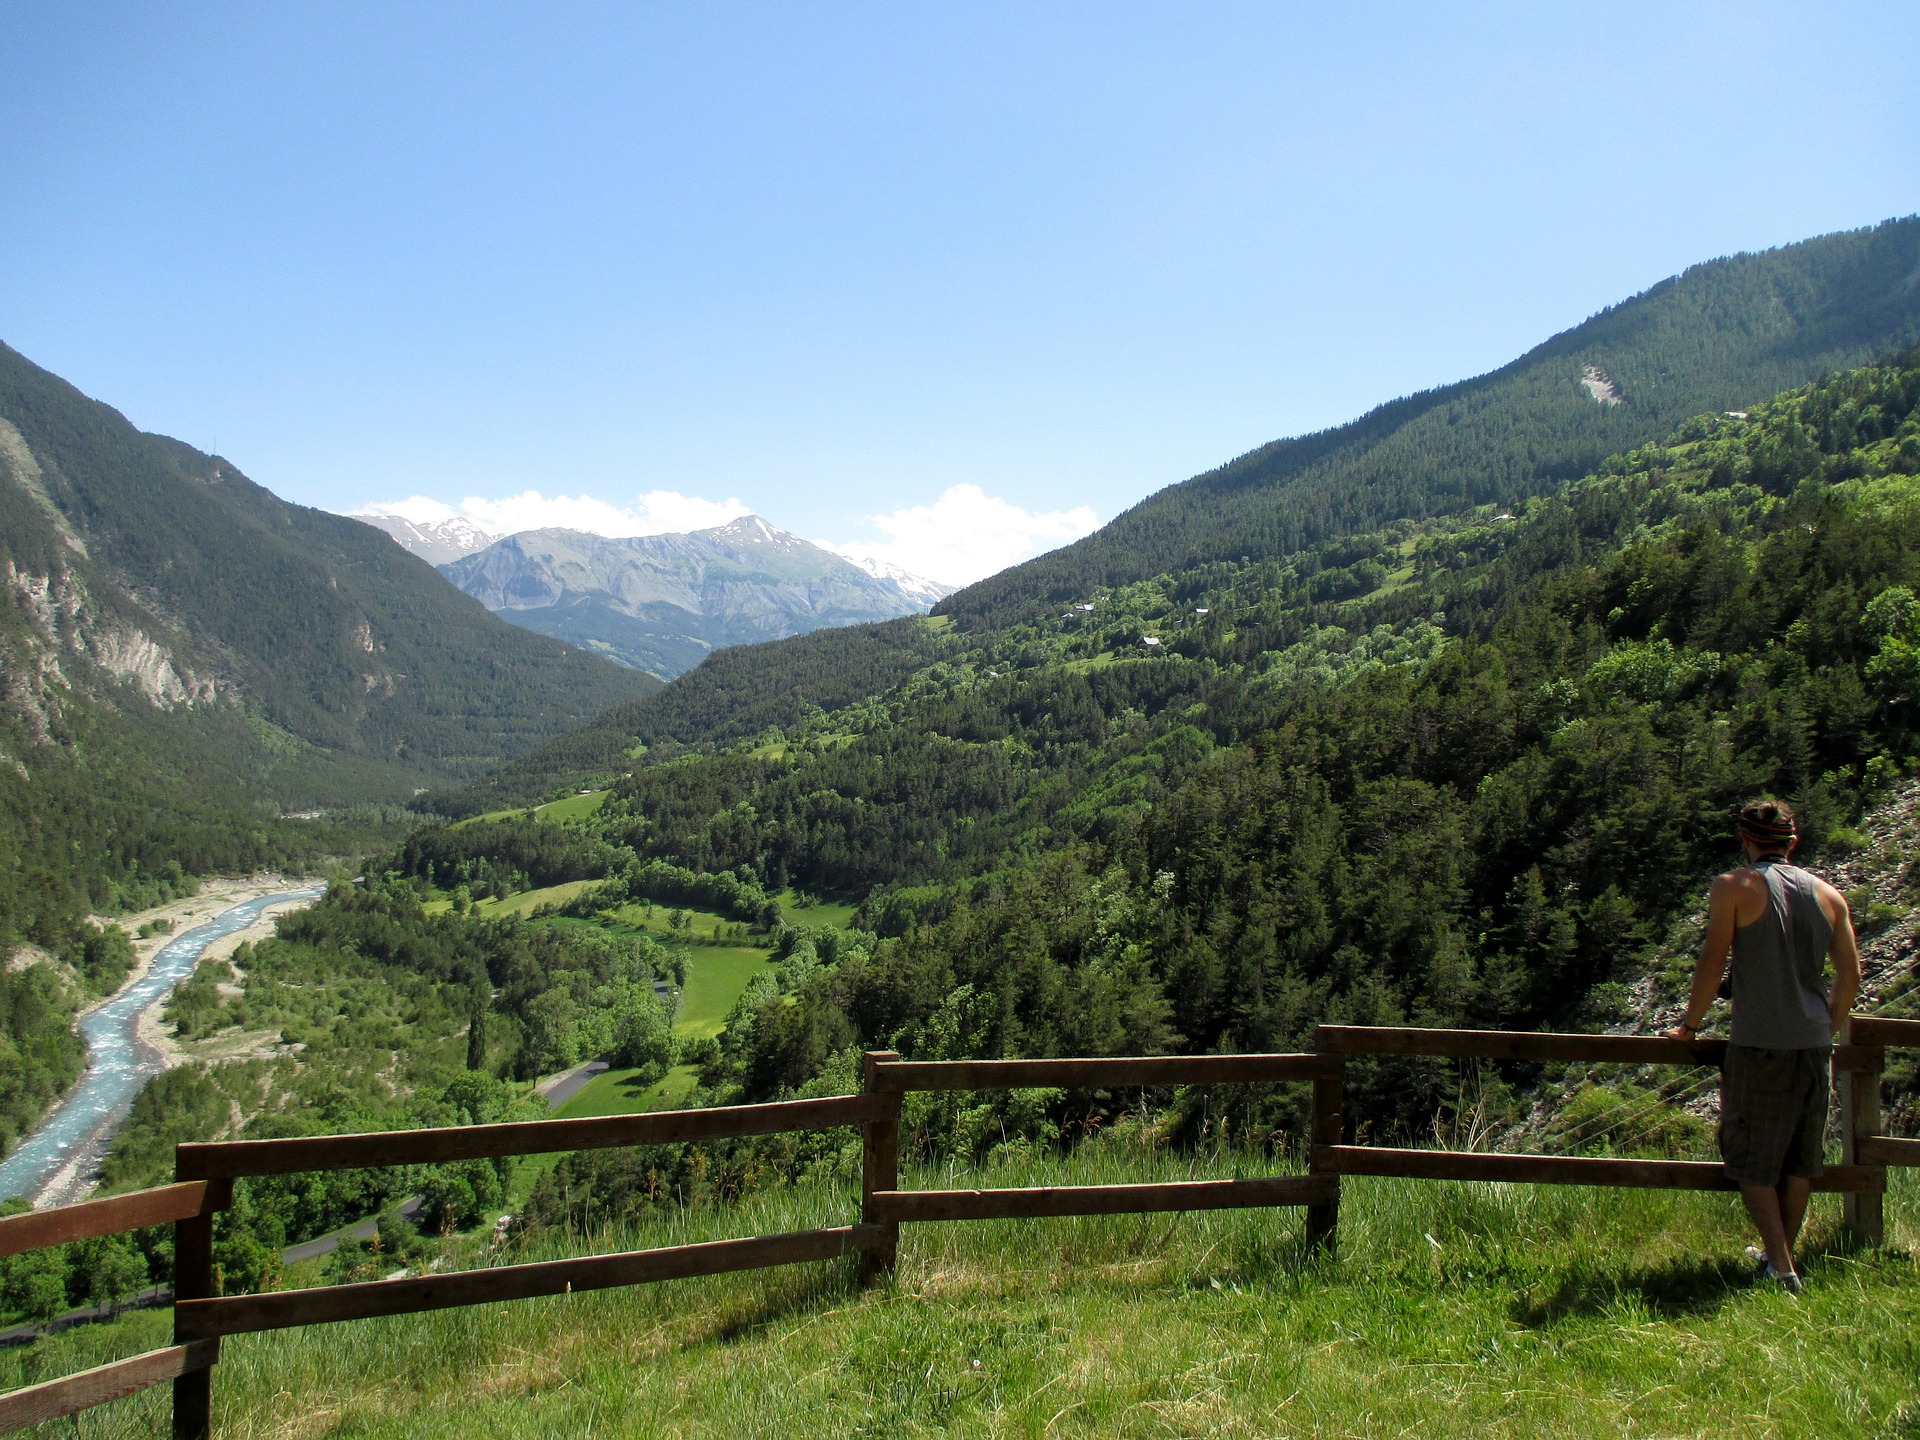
xmin=443 ymin=618 xmax=949 ymax=812
xmin=4 ymin=1162 xmax=1914 ymax=1437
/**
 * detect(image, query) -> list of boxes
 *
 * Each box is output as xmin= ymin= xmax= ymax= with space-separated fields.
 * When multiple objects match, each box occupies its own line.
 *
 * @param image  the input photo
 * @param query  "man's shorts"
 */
xmin=1718 ymin=1043 xmax=1830 ymax=1187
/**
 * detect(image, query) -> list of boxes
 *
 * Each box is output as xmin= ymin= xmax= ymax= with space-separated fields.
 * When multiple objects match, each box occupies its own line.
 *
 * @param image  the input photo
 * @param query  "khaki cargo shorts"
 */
xmin=1718 ymin=1043 xmax=1830 ymax=1187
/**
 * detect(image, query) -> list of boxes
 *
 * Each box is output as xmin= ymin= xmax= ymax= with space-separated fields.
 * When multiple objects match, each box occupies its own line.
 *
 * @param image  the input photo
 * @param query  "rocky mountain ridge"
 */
xmin=438 ymin=515 xmax=951 ymax=678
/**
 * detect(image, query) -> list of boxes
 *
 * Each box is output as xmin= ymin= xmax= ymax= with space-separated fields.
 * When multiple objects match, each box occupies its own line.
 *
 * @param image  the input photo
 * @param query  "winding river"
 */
xmin=0 ymin=887 xmax=325 ymax=1207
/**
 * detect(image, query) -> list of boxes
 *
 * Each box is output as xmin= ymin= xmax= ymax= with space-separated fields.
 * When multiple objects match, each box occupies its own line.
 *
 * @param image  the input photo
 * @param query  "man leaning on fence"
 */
xmin=1664 ymin=798 xmax=1861 ymax=1296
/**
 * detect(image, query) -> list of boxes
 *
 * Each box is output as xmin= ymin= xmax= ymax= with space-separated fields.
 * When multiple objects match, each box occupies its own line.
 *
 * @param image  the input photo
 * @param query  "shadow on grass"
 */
xmin=1510 ymin=1254 xmax=1752 ymax=1327
xmin=698 ymin=1255 xmax=866 ymax=1347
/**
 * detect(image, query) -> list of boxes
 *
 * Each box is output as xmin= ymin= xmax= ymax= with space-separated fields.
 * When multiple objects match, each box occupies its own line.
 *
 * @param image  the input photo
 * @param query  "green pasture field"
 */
xmin=452 ymin=789 xmax=607 ymax=828
xmin=553 ymin=1063 xmax=699 ymax=1121
xmin=675 ymin=947 xmax=778 ymax=1038
xmin=775 ymin=891 xmax=858 ymax=931
xmin=534 ymin=790 xmax=609 ymax=823
xmin=421 ymin=880 xmax=598 ymax=919
xmin=603 ymin=900 xmax=747 ymax=945
xmin=12 ymin=1155 xmax=1915 ymax=1438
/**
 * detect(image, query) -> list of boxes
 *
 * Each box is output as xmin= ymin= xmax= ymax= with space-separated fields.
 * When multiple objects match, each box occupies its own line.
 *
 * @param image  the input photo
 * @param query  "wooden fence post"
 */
xmin=861 ymin=1051 xmax=901 ymax=1281
xmin=1841 ymin=1041 xmax=1885 ymax=1249
xmin=1306 ymin=1037 xmax=1341 ymax=1251
xmin=171 ymin=1177 xmax=230 ymax=1440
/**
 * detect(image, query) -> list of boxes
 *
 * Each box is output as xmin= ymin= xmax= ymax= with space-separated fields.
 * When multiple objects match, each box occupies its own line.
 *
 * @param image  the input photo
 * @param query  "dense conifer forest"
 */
xmin=942 ymin=216 xmax=1920 ymax=628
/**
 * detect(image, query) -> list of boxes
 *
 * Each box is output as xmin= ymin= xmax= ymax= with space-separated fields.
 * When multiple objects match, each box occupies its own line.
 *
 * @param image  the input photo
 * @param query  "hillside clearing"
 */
xmin=674 ymin=947 xmax=779 ymax=1038
xmin=552 ymin=1062 xmax=699 ymax=1120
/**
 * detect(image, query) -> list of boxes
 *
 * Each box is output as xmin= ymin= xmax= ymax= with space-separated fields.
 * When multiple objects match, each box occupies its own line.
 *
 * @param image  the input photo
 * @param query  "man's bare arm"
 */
xmin=1665 ymin=873 xmax=1740 ymax=1039
xmin=1824 ymin=885 xmax=1861 ymax=1037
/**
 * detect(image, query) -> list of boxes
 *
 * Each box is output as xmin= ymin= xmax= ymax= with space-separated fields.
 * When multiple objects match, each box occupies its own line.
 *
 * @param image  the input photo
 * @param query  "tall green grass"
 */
xmin=5 ymin=1152 xmax=1915 ymax=1437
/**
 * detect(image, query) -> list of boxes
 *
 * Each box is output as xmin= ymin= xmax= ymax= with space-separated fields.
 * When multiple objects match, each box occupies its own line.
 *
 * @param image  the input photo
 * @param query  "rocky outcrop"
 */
xmin=2 ymin=559 xmax=215 ymax=719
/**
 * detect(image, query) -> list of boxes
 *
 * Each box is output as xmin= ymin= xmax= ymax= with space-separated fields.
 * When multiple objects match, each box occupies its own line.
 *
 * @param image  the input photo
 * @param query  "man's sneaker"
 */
xmin=1744 ymin=1246 xmax=1804 ymax=1295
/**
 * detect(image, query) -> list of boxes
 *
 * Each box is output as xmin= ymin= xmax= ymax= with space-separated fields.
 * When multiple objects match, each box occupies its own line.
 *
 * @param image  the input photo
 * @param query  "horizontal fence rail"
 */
xmin=0 ymin=1342 xmax=218 ymax=1432
xmin=176 ymin=1227 xmax=881 ymax=1338
xmin=1316 ymin=1025 xmax=1885 ymax=1071
xmin=1849 ymin=1016 xmax=1920 ymax=1047
xmin=1314 ymin=1146 xmax=1886 ymax=1192
xmin=869 ymin=1053 xmax=1338 ymax=1091
xmin=0 ymin=1019 xmax=1913 ymax=1437
xmin=868 ymin=1176 xmax=1338 ymax=1223
xmin=176 ymin=1094 xmax=881 ymax=1179
xmin=0 ymin=1183 xmax=215 ymax=1259
xmin=1858 ymin=1136 xmax=1920 ymax=1166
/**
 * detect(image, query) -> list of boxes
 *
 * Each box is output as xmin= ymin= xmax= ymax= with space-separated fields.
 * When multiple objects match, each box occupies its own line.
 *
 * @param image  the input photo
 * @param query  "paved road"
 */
xmin=537 ymin=1058 xmax=610 ymax=1109
xmin=276 ymin=1060 xmax=601 ymax=1266
xmin=281 ymin=1195 xmax=425 ymax=1266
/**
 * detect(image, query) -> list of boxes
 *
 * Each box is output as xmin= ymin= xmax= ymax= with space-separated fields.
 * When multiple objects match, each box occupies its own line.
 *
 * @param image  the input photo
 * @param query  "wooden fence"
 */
xmin=0 ymin=1018 xmax=1912 ymax=1438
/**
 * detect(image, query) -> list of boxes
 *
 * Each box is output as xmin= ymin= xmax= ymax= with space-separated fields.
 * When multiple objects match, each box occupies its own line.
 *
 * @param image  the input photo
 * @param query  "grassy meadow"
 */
xmin=6 ymin=1151 xmax=1915 ymax=1438
xmin=552 ymin=1063 xmax=700 ymax=1121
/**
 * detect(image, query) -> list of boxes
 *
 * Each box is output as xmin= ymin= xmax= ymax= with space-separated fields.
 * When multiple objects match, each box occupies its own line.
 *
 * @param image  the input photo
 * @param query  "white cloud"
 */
xmin=352 ymin=489 xmax=750 ymax=538
xmin=354 ymin=495 xmax=464 ymax=525
xmin=821 ymin=484 xmax=1100 ymax=588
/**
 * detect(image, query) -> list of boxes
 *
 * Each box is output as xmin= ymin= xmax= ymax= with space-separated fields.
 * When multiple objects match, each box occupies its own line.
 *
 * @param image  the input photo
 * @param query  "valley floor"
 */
xmin=6 ymin=1160 xmax=1916 ymax=1437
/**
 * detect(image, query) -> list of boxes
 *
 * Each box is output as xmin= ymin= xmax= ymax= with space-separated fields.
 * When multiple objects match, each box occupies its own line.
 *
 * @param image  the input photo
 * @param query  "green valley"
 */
xmin=8 ymin=220 xmax=1920 ymax=1434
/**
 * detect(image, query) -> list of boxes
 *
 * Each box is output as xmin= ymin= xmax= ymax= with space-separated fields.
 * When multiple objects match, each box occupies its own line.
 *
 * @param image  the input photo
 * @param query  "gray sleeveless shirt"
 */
xmin=1728 ymin=860 xmax=1834 ymax=1050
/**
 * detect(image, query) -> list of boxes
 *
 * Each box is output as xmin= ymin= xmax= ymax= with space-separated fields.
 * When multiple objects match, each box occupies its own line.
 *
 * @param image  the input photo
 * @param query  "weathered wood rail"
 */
xmin=0 ymin=1019 xmax=1911 ymax=1437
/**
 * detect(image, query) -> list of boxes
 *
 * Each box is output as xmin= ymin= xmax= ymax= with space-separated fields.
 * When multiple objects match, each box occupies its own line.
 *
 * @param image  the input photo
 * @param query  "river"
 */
xmin=0 ymin=887 xmax=325 ymax=1208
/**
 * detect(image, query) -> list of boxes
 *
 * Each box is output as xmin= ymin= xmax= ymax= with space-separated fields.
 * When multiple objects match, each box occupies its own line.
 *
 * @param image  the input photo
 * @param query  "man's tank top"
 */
xmin=1728 ymin=859 xmax=1834 ymax=1050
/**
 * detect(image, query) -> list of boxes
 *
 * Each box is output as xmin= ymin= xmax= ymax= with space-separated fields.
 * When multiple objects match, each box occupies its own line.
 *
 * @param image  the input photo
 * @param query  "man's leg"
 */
xmin=1777 ymin=1175 xmax=1813 ymax=1266
xmin=1739 ymin=1184 xmax=1795 ymax=1274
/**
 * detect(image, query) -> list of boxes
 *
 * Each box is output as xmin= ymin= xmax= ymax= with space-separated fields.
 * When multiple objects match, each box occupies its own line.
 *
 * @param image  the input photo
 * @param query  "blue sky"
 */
xmin=2 ymin=3 xmax=1916 ymax=583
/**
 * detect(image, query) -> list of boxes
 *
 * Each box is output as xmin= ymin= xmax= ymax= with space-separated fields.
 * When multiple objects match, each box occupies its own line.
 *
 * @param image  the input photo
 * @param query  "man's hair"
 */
xmin=1736 ymin=798 xmax=1797 ymax=851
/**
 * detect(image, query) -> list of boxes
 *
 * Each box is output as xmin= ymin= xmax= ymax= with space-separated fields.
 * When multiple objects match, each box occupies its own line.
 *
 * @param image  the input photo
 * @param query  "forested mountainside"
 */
xmin=390 ymin=356 xmax=1920 ymax=1157
xmin=440 ymin=517 xmax=944 ymax=679
xmin=457 ymin=219 xmax=1920 ymax=821
xmin=0 ymin=340 xmax=655 ymax=956
xmin=943 ymin=216 xmax=1920 ymax=628
xmin=442 ymin=619 xmax=953 ymax=813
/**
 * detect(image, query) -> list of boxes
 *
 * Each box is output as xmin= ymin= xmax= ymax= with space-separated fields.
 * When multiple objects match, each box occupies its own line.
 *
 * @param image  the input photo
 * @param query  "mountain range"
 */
xmin=360 ymin=511 xmax=952 ymax=678
xmin=434 ymin=517 xmax=951 ymax=678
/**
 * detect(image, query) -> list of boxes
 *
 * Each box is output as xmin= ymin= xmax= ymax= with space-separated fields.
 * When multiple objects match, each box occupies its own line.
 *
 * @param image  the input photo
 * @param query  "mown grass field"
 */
xmin=454 ymin=790 xmax=609 ymax=828
xmin=601 ymin=900 xmax=746 ymax=945
xmin=674 ymin=948 xmax=778 ymax=1038
xmin=552 ymin=1063 xmax=699 ymax=1121
xmin=533 ymin=790 xmax=609 ymax=823
xmin=775 ymin=891 xmax=858 ymax=931
xmin=6 ymin=1153 xmax=1915 ymax=1438
xmin=420 ymin=880 xmax=598 ymax=918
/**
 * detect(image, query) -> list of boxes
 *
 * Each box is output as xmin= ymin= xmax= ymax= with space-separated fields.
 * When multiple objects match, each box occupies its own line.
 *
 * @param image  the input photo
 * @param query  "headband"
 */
xmin=1736 ymin=814 xmax=1796 ymax=847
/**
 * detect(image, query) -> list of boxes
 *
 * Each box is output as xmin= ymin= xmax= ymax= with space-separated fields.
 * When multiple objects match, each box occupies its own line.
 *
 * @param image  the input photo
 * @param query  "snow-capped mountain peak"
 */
xmin=357 ymin=514 xmax=497 ymax=565
xmin=840 ymin=554 xmax=957 ymax=608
